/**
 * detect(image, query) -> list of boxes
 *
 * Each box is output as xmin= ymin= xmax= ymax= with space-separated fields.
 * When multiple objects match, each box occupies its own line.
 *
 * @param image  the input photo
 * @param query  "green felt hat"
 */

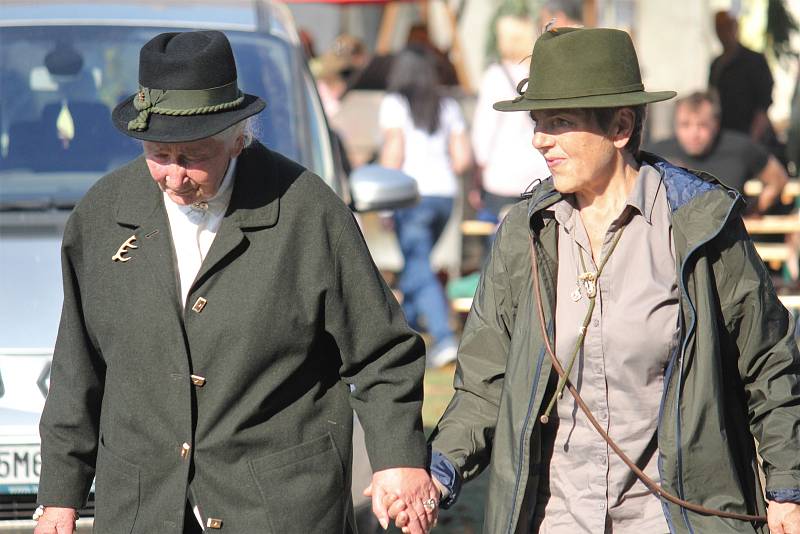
xmin=494 ymin=27 xmax=676 ymax=112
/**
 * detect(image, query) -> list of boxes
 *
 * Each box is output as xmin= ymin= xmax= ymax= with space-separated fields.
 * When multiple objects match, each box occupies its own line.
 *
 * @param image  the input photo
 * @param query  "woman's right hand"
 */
xmin=33 ymin=507 xmax=77 ymax=534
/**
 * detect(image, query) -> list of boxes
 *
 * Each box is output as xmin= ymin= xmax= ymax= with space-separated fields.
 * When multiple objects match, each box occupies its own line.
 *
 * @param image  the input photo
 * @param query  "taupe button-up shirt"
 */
xmin=535 ymin=164 xmax=679 ymax=534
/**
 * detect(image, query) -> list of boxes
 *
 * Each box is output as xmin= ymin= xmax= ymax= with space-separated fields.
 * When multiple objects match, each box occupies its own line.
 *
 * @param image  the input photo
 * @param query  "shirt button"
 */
xmin=190 ymin=374 xmax=206 ymax=387
xmin=592 ymin=319 xmax=600 ymax=327
xmin=180 ymin=442 xmax=191 ymax=459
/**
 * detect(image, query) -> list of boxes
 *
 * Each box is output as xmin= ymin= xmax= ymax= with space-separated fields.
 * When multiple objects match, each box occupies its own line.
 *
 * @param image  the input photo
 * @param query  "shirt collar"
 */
xmin=626 ymin=163 xmax=661 ymax=224
xmin=548 ymin=163 xmax=662 ymax=229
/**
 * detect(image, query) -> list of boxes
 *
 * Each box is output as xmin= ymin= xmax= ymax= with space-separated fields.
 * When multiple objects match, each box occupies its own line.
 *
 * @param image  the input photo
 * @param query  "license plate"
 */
xmin=0 ymin=445 xmax=41 ymax=485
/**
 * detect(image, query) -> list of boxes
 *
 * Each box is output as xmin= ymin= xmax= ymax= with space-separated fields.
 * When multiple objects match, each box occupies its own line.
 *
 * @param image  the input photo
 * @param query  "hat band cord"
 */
xmin=527 ymin=82 xmax=645 ymax=100
xmin=128 ymin=80 xmax=245 ymax=131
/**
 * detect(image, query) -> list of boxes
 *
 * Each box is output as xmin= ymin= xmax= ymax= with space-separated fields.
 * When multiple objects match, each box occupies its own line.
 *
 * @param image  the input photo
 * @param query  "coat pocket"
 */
xmin=93 ymin=437 xmax=141 ymax=534
xmin=249 ymin=433 xmax=347 ymax=533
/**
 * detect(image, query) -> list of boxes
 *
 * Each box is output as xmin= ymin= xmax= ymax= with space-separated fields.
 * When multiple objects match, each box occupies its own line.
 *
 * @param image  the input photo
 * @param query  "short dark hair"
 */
xmin=587 ymin=105 xmax=647 ymax=156
xmin=543 ymin=0 xmax=584 ymax=23
xmin=674 ymin=91 xmax=721 ymax=120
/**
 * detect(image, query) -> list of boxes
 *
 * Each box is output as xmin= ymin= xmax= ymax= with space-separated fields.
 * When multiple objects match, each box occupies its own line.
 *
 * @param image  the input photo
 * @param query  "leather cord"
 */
xmin=529 ymin=238 xmax=767 ymax=524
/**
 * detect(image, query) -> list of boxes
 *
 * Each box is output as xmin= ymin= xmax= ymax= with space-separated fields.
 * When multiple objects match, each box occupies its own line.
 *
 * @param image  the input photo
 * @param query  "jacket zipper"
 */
xmin=505 ymin=233 xmax=552 ymax=534
xmin=657 ymin=312 xmax=682 ymax=533
xmin=669 ymin=192 xmax=740 ymax=534
xmin=506 ymin=326 xmax=550 ymax=534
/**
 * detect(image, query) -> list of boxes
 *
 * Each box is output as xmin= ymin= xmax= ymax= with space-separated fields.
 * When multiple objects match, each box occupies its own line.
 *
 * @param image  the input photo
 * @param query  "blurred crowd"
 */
xmin=300 ymin=0 xmax=800 ymax=367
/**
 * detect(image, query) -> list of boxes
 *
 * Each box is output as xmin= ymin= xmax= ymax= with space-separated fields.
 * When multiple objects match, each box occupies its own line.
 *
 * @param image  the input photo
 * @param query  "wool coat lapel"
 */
xmin=110 ymin=147 xmax=282 ymax=315
xmin=113 ymin=156 xmax=182 ymax=317
xmin=193 ymin=145 xmax=280 ymax=293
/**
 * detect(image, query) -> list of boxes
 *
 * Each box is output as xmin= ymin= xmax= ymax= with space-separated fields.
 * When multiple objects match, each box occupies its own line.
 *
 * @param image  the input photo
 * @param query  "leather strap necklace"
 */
xmin=540 ymin=224 xmax=625 ymax=424
xmin=529 ymin=234 xmax=767 ymax=524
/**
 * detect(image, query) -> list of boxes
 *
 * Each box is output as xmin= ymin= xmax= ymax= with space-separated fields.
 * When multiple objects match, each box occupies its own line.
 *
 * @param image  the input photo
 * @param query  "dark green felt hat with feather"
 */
xmin=494 ymin=27 xmax=676 ymax=112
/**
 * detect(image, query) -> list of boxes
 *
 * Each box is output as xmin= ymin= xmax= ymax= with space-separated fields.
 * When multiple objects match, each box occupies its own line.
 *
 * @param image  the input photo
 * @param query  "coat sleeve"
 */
xmin=428 ymin=216 xmax=516 ymax=487
xmin=325 ymin=212 xmax=427 ymax=472
xmin=715 ymin=217 xmax=800 ymax=502
xmin=37 ymin=213 xmax=105 ymax=508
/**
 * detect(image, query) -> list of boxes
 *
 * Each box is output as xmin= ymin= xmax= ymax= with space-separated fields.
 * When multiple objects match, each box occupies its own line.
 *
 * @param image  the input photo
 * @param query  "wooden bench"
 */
xmin=754 ymin=243 xmax=792 ymax=262
xmin=744 ymin=215 xmax=800 ymax=234
xmin=744 ymin=179 xmax=800 ymax=203
xmin=451 ymin=297 xmax=473 ymax=314
xmin=460 ymin=220 xmax=497 ymax=236
xmin=779 ymin=294 xmax=800 ymax=309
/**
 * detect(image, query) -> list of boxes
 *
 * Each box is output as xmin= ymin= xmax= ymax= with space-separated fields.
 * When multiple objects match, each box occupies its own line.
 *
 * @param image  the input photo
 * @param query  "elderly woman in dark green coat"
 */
xmin=386 ymin=28 xmax=800 ymax=534
xmin=33 ymin=30 xmax=439 ymax=534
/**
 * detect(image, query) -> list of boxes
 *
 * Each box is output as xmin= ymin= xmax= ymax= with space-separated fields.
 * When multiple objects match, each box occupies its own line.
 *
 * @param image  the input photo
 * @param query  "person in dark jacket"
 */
xmin=385 ymin=27 xmax=800 ymax=534
xmin=649 ymin=91 xmax=788 ymax=216
xmin=34 ymin=30 xmax=439 ymax=534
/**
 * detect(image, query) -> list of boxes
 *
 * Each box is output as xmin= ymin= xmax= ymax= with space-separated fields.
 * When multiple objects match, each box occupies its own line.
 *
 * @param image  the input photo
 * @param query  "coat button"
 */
xmin=190 ymin=374 xmax=206 ymax=387
xmin=192 ymin=297 xmax=208 ymax=313
xmin=206 ymin=518 xmax=223 ymax=529
xmin=180 ymin=442 xmax=191 ymax=459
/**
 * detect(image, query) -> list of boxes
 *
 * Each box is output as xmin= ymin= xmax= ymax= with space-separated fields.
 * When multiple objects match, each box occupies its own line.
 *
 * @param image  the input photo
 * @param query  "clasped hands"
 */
xmin=364 ymin=467 xmax=443 ymax=533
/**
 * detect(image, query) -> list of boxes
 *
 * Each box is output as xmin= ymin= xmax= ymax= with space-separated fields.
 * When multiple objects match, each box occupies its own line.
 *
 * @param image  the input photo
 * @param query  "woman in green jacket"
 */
xmin=387 ymin=27 xmax=800 ymax=534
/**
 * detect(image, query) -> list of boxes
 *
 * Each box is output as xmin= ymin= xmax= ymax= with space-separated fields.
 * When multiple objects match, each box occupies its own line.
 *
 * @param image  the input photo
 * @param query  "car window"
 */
xmin=0 ymin=25 xmax=310 ymax=208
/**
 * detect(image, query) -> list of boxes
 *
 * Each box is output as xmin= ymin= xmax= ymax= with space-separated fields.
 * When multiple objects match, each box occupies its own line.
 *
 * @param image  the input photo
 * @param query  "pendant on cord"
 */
xmin=570 ymin=285 xmax=582 ymax=302
xmin=578 ymin=271 xmax=598 ymax=298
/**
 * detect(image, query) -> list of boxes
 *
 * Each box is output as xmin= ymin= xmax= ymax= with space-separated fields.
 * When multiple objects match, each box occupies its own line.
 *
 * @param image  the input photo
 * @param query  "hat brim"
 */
xmin=112 ymin=93 xmax=266 ymax=142
xmin=493 ymin=90 xmax=676 ymax=112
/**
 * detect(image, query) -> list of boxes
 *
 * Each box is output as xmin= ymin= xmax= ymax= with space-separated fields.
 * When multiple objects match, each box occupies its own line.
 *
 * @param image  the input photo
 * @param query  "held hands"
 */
xmin=33 ymin=507 xmax=77 ymax=534
xmin=380 ymin=476 xmax=447 ymax=533
xmin=768 ymin=501 xmax=800 ymax=534
xmin=364 ymin=467 xmax=440 ymax=534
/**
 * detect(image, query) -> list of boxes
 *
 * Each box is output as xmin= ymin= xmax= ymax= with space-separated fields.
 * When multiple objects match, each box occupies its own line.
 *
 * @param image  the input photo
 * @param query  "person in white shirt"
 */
xmin=379 ymin=45 xmax=471 ymax=368
xmin=470 ymin=13 xmax=551 ymax=221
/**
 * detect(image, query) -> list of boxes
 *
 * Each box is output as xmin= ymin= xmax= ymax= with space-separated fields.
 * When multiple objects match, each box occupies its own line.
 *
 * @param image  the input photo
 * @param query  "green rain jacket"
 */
xmin=430 ymin=154 xmax=800 ymax=533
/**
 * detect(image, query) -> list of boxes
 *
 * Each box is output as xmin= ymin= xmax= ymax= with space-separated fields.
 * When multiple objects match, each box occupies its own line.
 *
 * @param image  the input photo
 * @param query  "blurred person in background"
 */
xmin=650 ymin=91 xmax=788 ymax=216
xmin=298 ymin=28 xmax=316 ymax=60
xmin=310 ymin=51 xmax=348 ymax=118
xmin=379 ymin=46 xmax=471 ymax=369
xmin=538 ymin=0 xmax=584 ymax=30
xmin=710 ymin=11 xmax=778 ymax=149
xmin=406 ymin=22 xmax=459 ymax=87
xmin=788 ymin=73 xmax=800 ymax=175
xmin=309 ymin=39 xmax=356 ymax=175
xmin=331 ymin=33 xmax=370 ymax=90
xmin=469 ymin=11 xmax=550 ymax=222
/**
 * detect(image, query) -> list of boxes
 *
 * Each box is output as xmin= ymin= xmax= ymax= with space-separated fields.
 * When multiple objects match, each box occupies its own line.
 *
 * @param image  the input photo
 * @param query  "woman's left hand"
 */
xmin=767 ymin=501 xmax=800 ymax=533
